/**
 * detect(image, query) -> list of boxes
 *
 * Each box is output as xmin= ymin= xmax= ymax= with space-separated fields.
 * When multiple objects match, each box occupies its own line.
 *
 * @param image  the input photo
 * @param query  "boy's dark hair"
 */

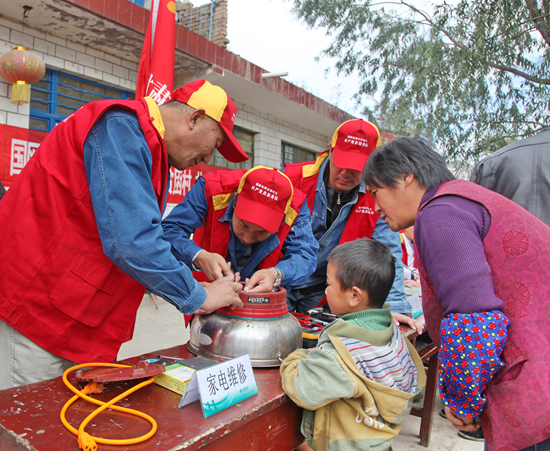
xmin=363 ymin=136 xmax=455 ymax=189
xmin=327 ymin=238 xmax=395 ymax=309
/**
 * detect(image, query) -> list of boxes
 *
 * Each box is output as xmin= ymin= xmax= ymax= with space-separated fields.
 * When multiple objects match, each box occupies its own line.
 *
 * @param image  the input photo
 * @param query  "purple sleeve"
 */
xmin=439 ymin=311 xmax=508 ymax=417
xmin=415 ymin=195 xmax=504 ymax=315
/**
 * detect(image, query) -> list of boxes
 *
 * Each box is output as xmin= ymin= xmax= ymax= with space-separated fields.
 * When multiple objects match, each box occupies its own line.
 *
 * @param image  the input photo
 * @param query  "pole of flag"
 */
xmin=135 ymin=0 xmax=176 ymax=105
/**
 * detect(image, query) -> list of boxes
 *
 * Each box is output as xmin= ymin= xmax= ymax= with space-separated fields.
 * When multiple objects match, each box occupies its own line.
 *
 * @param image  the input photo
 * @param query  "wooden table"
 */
xmin=0 ymin=344 xmax=303 ymax=451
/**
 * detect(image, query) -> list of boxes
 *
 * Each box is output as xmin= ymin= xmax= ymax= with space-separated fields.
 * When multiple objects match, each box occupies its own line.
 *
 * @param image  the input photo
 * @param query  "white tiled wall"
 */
xmin=0 ymin=17 xmax=138 ymax=129
xmin=234 ymin=101 xmax=330 ymax=168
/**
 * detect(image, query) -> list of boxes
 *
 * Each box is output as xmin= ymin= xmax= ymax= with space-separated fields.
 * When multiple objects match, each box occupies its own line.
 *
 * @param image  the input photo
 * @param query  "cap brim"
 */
xmin=217 ymin=124 xmax=249 ymax=163
xmin=235 ymin=195 xmax=284 ymax=234
xmin=332 ymin=150 xmax=368 ymax=172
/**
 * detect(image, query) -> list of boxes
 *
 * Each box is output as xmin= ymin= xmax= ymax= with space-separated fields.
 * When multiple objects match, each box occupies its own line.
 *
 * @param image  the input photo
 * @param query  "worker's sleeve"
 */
xmin=161 ymin=177 xmax=209 ymax=268
xmin=276 ymin=201 xmax=320 ymax=289
xmin=439 ymin=311 xmax=508 ymax=418
xmin=280 ymin=347 xmax=355 ymax=409
xmin=371 ymin=217 xmax=410 ymax=314
xmin=83 ymin=108 xmax=206 ymax=314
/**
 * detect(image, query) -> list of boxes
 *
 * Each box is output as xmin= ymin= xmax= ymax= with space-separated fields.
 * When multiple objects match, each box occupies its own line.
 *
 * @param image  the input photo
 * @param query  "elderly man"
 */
xmin=163 ymin=165 xmax=318 ymax=309
xmin=283 ymin=119 xmax=410 ymax=316
xmin=0 ymin=79 xmax=246 ymax=389
xmin=363 ymin=137 xmax=550 ymax=451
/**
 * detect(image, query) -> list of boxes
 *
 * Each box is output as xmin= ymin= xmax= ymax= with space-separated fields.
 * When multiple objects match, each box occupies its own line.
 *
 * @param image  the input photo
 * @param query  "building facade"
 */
xmin=0 ymin=0 xmax=366 ymax=208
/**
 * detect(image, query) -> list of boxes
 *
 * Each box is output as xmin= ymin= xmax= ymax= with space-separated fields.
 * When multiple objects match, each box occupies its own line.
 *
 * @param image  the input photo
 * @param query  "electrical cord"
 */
xmin=60 ymin=362 xmax=158 ymax=451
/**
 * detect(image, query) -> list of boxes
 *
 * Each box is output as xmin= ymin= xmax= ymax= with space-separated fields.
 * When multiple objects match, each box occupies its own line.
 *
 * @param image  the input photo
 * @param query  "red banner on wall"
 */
xmin=167 ymin=163 xmax=223 ymax=204
xmin=0 ymin=124 xmax=224 ymax=204
xmin=0 ymin=124 xmax=48 ymax=189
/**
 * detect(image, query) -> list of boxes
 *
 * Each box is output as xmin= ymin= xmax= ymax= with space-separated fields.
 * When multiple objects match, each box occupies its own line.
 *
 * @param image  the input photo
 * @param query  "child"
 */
xmin=280 ymin=238 xmax=426 ymax=451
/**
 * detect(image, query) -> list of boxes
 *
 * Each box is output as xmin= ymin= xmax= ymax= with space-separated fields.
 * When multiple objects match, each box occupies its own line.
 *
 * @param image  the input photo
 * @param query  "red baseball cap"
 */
xmin=172 ymin=79 xmax=249 ymax=163
xmin=234 ymin=166 xmax=294 ymax=234
xmin=331 ymin=119 xmax=381 ymax=172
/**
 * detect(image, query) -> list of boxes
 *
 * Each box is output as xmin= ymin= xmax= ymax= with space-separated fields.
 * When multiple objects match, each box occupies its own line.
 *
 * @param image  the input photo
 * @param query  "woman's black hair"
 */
xmin=363 ymin=137 xmax=455 ymax=189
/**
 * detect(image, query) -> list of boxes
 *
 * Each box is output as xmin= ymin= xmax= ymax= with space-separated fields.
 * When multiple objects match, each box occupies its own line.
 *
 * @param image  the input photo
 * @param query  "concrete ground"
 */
xmin=118 ymin=293 xmax=485 ymax=451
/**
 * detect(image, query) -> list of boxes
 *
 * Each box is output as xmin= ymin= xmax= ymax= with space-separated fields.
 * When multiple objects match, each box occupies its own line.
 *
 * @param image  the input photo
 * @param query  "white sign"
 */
xmin=179 ymin=354 xmax=258 ymax=418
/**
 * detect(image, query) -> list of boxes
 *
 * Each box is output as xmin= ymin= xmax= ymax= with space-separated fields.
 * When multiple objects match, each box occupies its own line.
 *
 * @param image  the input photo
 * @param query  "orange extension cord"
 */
xmin=60 ymin=363 xmax=158 ymax=451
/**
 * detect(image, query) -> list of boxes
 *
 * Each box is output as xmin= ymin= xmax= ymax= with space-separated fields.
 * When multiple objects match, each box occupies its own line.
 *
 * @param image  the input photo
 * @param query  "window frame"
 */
xmin=280 ymin=141 xmax=318 ymax=166
xmin=208 ymin=126 xmax=255 ymax=170
xmin=30 ymin=69 xmax=134 ymax=133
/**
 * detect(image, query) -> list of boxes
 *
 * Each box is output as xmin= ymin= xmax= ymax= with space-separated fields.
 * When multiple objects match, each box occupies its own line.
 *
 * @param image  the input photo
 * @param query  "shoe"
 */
xmin=439 ymin=408 xmax=447 ymax=419
xmin=458 ymin=428 xmax=485 ymax=442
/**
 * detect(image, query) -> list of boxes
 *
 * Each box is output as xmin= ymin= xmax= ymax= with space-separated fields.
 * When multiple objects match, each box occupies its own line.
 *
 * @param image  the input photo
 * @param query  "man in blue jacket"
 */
xmin=162 ymin=166 xmax=318 ymax=296
xmin=283 ymin=120 xmax=409 ymax=315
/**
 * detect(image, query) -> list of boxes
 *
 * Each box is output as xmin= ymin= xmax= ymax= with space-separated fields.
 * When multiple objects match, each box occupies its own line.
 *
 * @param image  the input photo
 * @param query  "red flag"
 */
xmin=136 ymin=0 xmax=175 ymax=105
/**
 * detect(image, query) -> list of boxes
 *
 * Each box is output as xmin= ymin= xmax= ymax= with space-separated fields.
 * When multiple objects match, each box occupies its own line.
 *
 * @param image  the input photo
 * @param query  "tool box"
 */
xmin=291 ymin=306 xmax=341 ymax=348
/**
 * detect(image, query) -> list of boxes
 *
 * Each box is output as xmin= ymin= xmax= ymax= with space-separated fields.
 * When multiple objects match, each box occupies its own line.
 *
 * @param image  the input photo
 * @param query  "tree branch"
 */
xmin=524 ymin=0 xmax=550 ymax=45
xmin=399 ymin=1 xmax=550 ymax=84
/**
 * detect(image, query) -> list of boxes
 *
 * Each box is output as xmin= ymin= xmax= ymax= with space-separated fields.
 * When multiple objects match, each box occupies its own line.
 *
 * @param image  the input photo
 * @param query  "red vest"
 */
xmin=0 ymin=98 xmax=168 ymax=363
xmin=192 ymin=169 xmax=307 ymax=283
xmin=284 ymin=151 xmax=379 ymax=243
xmin=416 ymin=180 xmax=550 ymax=450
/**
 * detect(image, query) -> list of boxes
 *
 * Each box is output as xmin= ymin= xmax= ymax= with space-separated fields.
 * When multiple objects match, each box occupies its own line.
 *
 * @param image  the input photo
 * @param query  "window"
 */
xmin=30 ymin=69 xmax=134 ymax=132
xmin=281 ymin=142 xmax=318 ymax=166
xmin=209 ymin=126 xmax=254 ymax=170
xmin=127 ymin=0 xmax=145 ymax=6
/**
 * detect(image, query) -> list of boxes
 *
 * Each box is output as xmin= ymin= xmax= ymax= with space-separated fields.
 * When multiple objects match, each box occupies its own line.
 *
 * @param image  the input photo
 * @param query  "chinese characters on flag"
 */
xmin=135 ymin=0 xmax=176 ymax=104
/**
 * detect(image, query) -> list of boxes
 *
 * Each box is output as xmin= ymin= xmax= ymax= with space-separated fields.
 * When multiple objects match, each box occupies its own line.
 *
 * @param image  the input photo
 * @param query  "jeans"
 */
xmin=287 ymin=289 xmax=326 ymax=314
xmin=485 ymin=437 xmax=550 ymax=451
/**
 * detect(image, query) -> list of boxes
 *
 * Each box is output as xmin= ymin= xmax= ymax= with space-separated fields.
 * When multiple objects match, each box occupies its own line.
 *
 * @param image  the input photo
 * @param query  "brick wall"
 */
xmin=176 ymin=0 xmax=229 ymax=48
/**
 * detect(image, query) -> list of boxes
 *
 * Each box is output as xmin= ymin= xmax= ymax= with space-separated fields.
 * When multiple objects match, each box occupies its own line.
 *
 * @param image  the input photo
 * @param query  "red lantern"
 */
xmin=0 ymin=46 xmax=46 ymax=105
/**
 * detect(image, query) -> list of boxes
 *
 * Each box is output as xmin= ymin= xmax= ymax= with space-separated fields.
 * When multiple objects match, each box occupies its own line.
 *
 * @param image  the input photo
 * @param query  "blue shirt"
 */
xmin=161 ymin=177 xmax=319 ymax=289
xmin=285 ymin=158 xmax=410 ymax=313
xmin=83 ymin=108 xmax=206 ymax=314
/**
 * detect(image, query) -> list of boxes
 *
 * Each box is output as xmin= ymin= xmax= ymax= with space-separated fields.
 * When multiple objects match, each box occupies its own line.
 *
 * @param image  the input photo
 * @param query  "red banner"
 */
xmin=167 ymin=163 xmax=224 ymax=204
xmin=0 ymin=124 xmax=47 ymax=189
xmin=135 ymin=0 xmax=176 ymax=104
xmin=0 ymin=124 xmax=224 ymax=204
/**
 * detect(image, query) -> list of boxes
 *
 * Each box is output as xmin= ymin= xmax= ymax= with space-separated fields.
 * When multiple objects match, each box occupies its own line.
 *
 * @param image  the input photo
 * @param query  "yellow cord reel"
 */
xmin=60 ymin=361 xmax=165 ymax=451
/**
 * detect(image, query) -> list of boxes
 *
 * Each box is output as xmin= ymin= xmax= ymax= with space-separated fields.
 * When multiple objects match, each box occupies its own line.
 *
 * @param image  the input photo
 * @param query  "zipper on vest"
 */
xmin=337 ymin=192 xmax=341 ymax=205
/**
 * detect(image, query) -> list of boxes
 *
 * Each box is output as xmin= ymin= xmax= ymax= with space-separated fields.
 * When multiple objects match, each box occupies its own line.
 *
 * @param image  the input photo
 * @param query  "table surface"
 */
xmin=0 ymin=344 xmax=303 ymax=451
xmin=0 ymin=326 xmax=420 ymax=451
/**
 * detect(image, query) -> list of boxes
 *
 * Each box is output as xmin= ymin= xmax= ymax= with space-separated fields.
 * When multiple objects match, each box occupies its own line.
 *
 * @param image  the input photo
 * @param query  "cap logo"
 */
xmin=344 ymin=134 xmax=372 ymax=148
xmin=251 ymin=182 xmax=278 ymax=201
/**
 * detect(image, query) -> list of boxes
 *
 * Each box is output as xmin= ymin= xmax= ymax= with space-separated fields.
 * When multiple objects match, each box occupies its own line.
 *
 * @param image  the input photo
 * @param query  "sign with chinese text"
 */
xmin=179 ymin=354 xmax=258 ymax=418
xmin=166 ymin=163 xmax=222 ymax=205
xmin=0 ymin=124 xmax=47 ymax=189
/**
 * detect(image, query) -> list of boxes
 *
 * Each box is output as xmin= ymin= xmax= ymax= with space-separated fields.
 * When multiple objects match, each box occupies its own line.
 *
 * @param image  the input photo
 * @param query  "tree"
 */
xmin=290 ymin=0 xmax=550 ymax=164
